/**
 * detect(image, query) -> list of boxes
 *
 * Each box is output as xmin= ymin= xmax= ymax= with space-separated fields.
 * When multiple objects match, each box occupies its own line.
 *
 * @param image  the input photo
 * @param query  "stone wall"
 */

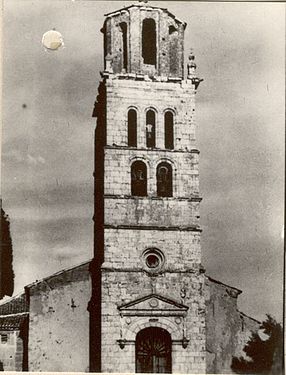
xmin=103 ymin=228 xmax=201 ymax=270
xmin=105 ymin=196 xmax=200 ymax=228
xmin=205 ymin=277 xmax=260 ymax=374
xmin=101 ymin=269 xmax=206 ymax=374
xmin=27 ymin=262 xmax=91 ymax=372
xmin=0 ymin=330 xmax=21 ymax=370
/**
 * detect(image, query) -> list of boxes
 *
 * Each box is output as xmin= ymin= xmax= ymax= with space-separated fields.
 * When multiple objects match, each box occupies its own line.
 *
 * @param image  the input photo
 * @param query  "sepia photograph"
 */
xmin=0 ymin=1 xmax=284 ymax=373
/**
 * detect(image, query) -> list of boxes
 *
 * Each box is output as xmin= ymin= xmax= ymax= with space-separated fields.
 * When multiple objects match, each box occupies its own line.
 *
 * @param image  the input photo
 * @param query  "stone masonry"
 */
xmin=91 ymin=3 xmax=206 ymax=373
xmin=27 ymin=262 xmax=91 ymax=372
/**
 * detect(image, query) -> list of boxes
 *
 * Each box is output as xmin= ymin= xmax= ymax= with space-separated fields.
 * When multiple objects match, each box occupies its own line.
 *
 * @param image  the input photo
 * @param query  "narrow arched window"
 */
xmin=157 ymin=162 xmax=172 ymax=197
xmin=142 ymin=19 xmax=156 ymax=66
xmin=164 ymin=111 xmax=174 ymax=149
xmin=146 ymin=109 xmax=156 ymax=148
xmin=128 ymin=109 xmax=137 ymax=147
xmin=131 ymin=161 xmax=147 ymax=197
xmin=120 ymin=22 xmax=128 ymax=71
xmin=169 ymin=26 xmax=179 ymax=76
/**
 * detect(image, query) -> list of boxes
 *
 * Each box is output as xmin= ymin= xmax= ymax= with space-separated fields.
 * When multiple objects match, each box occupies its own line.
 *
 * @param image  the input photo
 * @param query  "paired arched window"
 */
xmin=131 ymin=160 xmax=173 ymax=197
xmin=131 ymin=161 xmax=147 ymax=197
xmin=128 ymin=109 xmax=137 ymax=147
xmin=164 ymin=111 xmax=174 ymax=149
xmin=142 ymin=19 xmax=156 ymax=66
xmin=157 ymin=162 xmax=173 ymax=197
xmin=146 ymin=109 xmax=156 ymax=148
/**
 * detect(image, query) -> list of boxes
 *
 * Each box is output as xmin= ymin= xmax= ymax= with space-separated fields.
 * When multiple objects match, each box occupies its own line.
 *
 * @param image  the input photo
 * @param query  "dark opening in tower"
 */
xmin=146 ymin=109 xmax=156 ymax=148
xmin=164 ymin=111 xmax=174 ymax=149
xmin=169 ymin=26 xmax=179 ymax=76
xmin=131 ymin=161 xmax=147 ymax=197
xmin=128 ymin=109 xmax=137 ymax=147
xmin=120 ymin=22 xmax=128 ymax=71
xmin=142 ymin=19 xmax=156 ymax=66
xmin=157 ymin=162 xmax=173 ymax=197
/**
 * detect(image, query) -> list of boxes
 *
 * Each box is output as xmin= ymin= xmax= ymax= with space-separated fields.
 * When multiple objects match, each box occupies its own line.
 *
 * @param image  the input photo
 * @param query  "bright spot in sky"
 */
xmin=42 ymin=30 xmax=64 ymax=51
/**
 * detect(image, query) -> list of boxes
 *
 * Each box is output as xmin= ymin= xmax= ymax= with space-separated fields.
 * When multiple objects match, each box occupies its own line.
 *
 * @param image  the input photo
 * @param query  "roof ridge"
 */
xmin=0 ymin=292 xmax=26 ymax=307
xmin=206 ymin=275 xmax=242 ymax=294
xmin=239 ymin=311 xmax=261 ymax=324
xmin=25 ymin=259 xmax=92 ymax=289
xmin=104 ymin=3 xmax=186 ymax=26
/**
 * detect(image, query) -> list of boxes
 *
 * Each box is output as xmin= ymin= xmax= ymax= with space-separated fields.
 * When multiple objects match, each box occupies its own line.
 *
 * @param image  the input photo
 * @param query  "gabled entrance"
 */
xmin=135 ymin=327 xmax=172 ymax=373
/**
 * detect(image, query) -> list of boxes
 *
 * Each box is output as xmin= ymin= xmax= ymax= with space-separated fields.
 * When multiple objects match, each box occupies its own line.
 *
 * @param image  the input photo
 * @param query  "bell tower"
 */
xmin=90 ymin=2 xmax=205 ymax=373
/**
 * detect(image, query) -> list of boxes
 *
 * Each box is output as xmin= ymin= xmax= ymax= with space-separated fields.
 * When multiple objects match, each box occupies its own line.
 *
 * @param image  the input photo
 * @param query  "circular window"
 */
xmin=146 ymin=254 xmax=160 ymax=268
xmin=142 ymin=248 xmax=165 ymax=272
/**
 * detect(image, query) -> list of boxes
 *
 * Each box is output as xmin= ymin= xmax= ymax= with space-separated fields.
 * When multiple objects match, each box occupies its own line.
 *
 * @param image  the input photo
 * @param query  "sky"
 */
xmin=1 ymin=1 xmax=284 ymax=322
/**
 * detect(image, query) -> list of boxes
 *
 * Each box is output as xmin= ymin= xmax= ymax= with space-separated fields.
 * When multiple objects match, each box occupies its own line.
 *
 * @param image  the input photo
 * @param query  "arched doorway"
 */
xmin=136 ymin=327 xmax=172 ymax=373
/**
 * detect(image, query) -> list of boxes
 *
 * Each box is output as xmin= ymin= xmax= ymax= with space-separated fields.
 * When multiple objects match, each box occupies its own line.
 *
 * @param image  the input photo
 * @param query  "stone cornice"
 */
xmin=104 ymin=224 xmax=202 ymax=232
xmin=104 ymin=194 xmax=202 ymax=202
xmin=101 ymin=268 xmax=202 ymax=274
xmin=104 ymin=145 xmax=200 ymax=154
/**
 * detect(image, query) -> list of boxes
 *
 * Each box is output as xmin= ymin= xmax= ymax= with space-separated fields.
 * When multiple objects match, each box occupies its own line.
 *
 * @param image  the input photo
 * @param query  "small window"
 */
xmin=131 ymin=161 xmax=147 ymax=197
xmin=157 ymin=162 xmax=173 ymax=197
xmin=164 ymin=111 xmax=174 ymax=149
xmin=128 ymin=109 xmax=137 ymax=147
xmin=146 ymin=109 xmax=156 ymax=148
xmin=1 ymin=334 xmax=8 ymax=344
xmin=142 ymin=19 xmax=156 ymax=66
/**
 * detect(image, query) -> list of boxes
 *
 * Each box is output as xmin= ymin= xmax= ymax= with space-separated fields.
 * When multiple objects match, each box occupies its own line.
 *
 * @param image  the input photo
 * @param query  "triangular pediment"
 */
xmin=118 ymin=294 xmax=188 ymax=317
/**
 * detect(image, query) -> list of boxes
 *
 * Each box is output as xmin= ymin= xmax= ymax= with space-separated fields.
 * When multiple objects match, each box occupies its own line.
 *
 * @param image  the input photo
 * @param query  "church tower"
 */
xmin=91 ymin=2 xmax=205 ymax=373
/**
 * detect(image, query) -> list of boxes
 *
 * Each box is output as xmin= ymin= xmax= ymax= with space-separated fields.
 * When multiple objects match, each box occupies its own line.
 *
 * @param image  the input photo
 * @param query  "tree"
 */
xmin=0 ymin=206 xmax=14 ymax=299
xmin=231 ymin=315 xmax=283 ymax=374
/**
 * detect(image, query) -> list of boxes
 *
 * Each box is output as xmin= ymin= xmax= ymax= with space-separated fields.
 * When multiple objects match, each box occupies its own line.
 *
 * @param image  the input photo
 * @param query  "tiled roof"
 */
xmin=0 ymin=293 xmax=28 ymax=315
xmin=0 ymin=314 xmax=28 ymax=331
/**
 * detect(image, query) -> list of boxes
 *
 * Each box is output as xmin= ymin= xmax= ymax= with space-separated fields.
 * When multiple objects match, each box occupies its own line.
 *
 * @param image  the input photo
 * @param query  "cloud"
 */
xmin=27 ymin=154 xmax=46 ymax=165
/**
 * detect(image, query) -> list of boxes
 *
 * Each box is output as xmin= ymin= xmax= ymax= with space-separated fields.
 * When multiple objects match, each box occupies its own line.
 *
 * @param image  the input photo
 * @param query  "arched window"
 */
xmin=157 ymin=162 xmax=172 ymax=197
xmin=146 ymin=109 xmax=156 ymax=148
xmin=164 ymin=111 xmax=174 ymax=149
xmin=131 ymin=161 xmax=147 ymax=197
xmin=142 ymin=19 xmax=156 ymax=66
xmin=136 ymin=327 xmax=172 ymax=373
xmin=128 ymin=109 xmax=137 ymax=147
xmin=120 ymin=22 xmax=128 ymax=71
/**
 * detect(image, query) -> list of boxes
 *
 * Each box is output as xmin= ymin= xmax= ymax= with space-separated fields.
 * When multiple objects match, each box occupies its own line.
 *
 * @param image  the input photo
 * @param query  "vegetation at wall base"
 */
xmin=231 ymin=315 xmax=283 ymax=375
